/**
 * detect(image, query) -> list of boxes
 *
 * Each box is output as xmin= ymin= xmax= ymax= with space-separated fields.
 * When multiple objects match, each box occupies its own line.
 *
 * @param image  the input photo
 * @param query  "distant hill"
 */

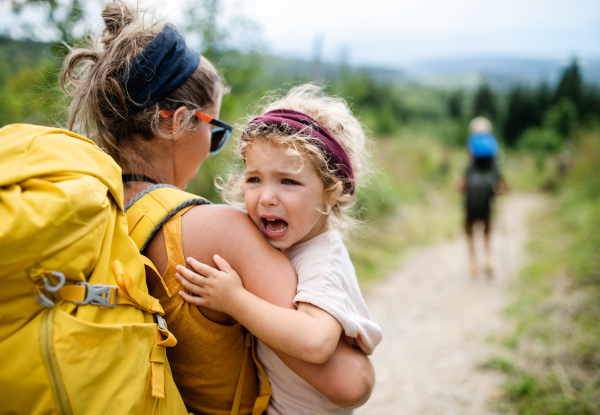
xmin=260 ymin=54 xmax=600 ymax=90
xmin=402 ymin=56 xmax=600 ymax=89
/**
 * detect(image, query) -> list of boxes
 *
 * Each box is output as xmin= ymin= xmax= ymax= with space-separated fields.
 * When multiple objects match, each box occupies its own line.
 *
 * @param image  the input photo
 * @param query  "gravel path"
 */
xmin=358 ymin=193 xmax=541 ymax=415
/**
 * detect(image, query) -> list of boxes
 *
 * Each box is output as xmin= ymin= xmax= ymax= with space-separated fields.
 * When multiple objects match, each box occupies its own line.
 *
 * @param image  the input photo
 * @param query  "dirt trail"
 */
xmin=358 ymin=193 xmax=541 ymax=415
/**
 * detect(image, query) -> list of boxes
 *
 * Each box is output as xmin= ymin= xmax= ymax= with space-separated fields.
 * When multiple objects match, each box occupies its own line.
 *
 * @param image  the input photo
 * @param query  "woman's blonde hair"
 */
xmin=60 ymin=0 xmax=223 ymax=172
xmin=220 ymin=83 xmax=372 ymax=232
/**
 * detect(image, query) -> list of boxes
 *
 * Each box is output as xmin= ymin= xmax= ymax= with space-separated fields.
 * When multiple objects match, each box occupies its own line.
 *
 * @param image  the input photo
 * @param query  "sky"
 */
xmin=2 ymin=0 xmax=599 ymax=70
xmin=147 ymin=0 xmax=600 ymax=68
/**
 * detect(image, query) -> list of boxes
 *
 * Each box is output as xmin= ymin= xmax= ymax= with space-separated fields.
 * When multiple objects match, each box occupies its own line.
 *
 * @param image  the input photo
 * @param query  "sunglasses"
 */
xmin=159 ymin=109 xmax=232 ymax=155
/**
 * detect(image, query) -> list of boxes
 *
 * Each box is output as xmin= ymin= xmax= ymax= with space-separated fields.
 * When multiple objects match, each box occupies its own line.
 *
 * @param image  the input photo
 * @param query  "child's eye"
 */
xmin=281 ymin=178 xmax=299 ymax=185
xmin=246 ymin=177 xmax=261 ymax=184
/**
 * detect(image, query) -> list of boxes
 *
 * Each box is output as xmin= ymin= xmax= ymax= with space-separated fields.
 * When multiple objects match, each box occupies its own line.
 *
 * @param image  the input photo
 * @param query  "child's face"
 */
xmin=244 ymin=141 xmax=329 ymax=251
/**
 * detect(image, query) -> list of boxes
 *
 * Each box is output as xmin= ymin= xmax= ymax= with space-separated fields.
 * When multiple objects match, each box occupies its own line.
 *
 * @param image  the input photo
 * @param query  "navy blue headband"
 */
xmin=120 ymin=25 xmax=200 ymax=114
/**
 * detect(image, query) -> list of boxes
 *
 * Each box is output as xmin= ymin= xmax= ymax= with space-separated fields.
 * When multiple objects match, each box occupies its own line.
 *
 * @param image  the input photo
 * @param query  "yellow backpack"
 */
xmin=0 ymin=124 xmax=190 ymax=415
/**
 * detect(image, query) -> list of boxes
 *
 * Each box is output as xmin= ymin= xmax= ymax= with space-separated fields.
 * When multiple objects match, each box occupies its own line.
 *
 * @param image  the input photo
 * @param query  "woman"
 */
xmin=60 ymin=1 xmax=374 ymax=414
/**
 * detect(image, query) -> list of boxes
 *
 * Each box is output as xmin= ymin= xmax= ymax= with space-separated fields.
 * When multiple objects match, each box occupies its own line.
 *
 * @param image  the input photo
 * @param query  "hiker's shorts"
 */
xmin=465 ymin=210 xmax=491 ymax=236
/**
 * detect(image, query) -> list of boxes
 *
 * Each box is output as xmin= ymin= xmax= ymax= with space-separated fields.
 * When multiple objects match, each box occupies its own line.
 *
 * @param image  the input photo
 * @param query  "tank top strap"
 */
xmin=161 ymin=205 xmax=194 ymax=294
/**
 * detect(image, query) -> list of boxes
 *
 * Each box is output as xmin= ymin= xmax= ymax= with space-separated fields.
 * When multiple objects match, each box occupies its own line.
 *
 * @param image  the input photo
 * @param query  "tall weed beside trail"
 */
xmin=493 ymin=129 xmax=600 ymax=414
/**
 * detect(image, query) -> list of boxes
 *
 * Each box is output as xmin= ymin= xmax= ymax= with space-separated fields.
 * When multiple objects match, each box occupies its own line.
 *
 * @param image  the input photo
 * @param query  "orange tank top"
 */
xmin=152 ymin=211 xmax=258 ymax=415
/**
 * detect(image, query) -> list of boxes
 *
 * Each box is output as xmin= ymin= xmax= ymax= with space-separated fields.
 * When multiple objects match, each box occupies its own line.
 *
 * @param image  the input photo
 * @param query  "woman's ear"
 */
xmin=171 ymin=106 xmax=189 ymax=141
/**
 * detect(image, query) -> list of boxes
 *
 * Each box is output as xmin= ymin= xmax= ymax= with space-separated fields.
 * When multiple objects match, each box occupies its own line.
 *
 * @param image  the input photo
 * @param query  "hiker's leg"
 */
xmin=465 ymin=213 xmax=477 ymax=277
xmin=483 ymin=212 xmax=493 ymax=277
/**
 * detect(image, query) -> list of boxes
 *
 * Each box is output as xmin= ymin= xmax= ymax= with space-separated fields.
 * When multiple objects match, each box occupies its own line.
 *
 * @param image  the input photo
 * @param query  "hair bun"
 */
xmin=100 ymin=0 xmax=136 ymax=48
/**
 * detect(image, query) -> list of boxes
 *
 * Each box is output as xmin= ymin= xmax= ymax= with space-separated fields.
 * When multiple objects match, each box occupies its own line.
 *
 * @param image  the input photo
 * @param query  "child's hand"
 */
xmin=175 ymin=254 xmax=244 ymax=315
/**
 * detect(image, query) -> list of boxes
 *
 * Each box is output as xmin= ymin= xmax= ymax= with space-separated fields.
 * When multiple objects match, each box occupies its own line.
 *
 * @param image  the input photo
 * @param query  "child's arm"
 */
xmin=176 ymin=255 xmax=344 ymax=364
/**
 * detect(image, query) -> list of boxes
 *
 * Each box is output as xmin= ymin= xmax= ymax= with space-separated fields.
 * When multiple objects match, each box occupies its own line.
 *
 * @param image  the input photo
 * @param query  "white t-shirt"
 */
xmin=257 ymin=230 xmax=383 ymax=414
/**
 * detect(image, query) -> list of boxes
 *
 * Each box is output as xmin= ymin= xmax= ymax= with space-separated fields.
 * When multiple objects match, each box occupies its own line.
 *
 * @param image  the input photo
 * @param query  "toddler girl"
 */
xmin=176 ymin=84 xmax=382 ymax=414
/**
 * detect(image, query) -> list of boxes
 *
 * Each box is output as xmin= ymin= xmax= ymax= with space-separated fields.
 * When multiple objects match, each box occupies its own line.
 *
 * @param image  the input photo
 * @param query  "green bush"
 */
xmin=544 ymin=99 xmax=578 ymax=139
xmin=518 ymin=127 xmax=563 ymax=154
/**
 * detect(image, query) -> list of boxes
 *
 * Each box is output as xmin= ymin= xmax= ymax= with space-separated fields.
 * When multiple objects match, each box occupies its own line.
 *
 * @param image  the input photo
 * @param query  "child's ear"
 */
xmin=323 ymin=190 xmax=339 ymax=213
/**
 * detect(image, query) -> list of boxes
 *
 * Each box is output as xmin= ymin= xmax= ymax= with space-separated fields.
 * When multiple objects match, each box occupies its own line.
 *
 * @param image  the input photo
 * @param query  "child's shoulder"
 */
xmin=287 ymin=229 xmax=352 ymax=272
xmin=288 ymin=229 xmax=342 ymax=255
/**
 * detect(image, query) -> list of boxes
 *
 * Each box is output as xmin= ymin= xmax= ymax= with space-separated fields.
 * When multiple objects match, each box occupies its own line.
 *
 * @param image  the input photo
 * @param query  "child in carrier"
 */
xmin=176 ymin=83 xmax=382 ymax=413
xmin=458 ymin=116 xmax=508 ymax=278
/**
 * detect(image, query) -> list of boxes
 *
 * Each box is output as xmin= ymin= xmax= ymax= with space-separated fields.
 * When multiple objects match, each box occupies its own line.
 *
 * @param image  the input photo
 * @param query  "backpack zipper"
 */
xmin=40 ymin=308 xmax=73 ymax=415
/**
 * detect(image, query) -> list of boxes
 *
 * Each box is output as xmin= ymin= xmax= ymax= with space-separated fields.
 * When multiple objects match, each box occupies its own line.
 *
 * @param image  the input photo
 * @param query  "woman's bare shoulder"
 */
xmin=181 ymin=204 xmax=264 ymax=249
xmin=180 ymin=203 xmax=297 ymax=308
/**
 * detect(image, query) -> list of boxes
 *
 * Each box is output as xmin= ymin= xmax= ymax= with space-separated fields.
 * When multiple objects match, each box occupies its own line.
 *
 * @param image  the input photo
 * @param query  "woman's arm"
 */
xmin=176 ymin=255 xmax=343 ymax=364
xmin=178 ymin=204 xmax=375 ymax=406
xmin=275 ymin=339 xmax=375 ymax=409
xmin=457 ymin=176 xmax=467 ymax=193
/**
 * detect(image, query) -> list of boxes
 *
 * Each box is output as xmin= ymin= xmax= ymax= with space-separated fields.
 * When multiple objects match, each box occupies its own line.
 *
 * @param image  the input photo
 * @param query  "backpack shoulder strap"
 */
xmin=125 ymin=184 xmax=211 ymax=252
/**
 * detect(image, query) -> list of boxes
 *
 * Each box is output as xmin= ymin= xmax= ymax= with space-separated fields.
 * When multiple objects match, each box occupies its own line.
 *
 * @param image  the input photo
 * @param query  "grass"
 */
xmin=490 ymin=130 xmax=600 ymax=414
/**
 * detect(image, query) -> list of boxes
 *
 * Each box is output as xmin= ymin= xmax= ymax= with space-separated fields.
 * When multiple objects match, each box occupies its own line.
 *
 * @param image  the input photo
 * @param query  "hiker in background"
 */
xmin=176 ymin=84 xmax=382 ymax=414
xmin=60 ymin=1 xmax=374 ymax=413
xmin=458 ymin=117 xmax=508 ymax=278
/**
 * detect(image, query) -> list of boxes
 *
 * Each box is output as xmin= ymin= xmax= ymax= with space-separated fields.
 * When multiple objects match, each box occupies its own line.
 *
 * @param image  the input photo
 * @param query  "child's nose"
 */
xmin=259 ymin=186 xmax=278 ymax=206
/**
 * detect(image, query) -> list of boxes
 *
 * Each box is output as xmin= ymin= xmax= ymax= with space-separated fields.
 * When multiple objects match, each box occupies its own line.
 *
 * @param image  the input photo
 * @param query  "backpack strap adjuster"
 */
xmin=73 ymin=282 xmax=119 ymax=307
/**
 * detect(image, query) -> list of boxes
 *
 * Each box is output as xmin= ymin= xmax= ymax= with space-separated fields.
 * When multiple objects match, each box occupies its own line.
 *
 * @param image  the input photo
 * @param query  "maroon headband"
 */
xmin=243 ymin=109 xmax=355 ymax=194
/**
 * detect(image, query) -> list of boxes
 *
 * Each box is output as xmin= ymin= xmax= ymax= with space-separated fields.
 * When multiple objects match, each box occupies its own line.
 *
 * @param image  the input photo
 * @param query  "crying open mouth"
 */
xmin=263 ymin=218 xmax=288 ymax=233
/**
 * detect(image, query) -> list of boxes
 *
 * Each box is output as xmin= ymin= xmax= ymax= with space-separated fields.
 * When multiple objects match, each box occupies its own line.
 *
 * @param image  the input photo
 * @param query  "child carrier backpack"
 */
xmin=467 ymin=131 xmax=498 ymax=159
xmin=0 ymin=124 xmax=190 ymax=415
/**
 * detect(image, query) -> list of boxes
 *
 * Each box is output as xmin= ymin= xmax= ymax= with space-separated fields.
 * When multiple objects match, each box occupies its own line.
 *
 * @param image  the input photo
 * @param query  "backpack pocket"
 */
xmin=46 ymin=308 xmax=156 ymax=415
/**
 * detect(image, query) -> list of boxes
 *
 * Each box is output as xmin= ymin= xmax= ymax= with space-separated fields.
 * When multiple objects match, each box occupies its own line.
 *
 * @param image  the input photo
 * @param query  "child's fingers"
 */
xmin=176 ymin=264 xmax=207 ymax=285
xmin=213 ymin=254 xmax=235 ymax=274
xmin=178 ymin=289 xmax=205 ymax=306
xmin=185 ymin=257 xmax=216 ymax=276
xmin=175 ymin=272 xmax=204 ymax=296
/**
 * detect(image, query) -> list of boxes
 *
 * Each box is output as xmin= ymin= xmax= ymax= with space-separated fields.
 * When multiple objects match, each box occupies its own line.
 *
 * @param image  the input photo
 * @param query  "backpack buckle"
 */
xmin=155 ymin=313 xmax=168 ymax=331
xmin=33 ymin=270 xmax=66 ymax=308
xmin=74 ymin=282 xmax=119 ymax=307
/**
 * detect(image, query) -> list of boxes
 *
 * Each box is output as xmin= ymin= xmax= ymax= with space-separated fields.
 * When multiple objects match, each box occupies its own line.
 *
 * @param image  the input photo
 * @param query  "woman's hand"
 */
xmin=176 ymin=254 xmax=244 ymax=315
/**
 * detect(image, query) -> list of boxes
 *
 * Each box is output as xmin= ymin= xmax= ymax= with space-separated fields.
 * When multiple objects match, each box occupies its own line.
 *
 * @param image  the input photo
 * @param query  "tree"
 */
xmin=182 ymin=0 xmax=227 ymax=60
xmin=503 ymin=86 xmax=539 ymax=147
xmin=554 ymin=59 xmax=584 ymax=117
xmin=535 ymin=82 xmax=552 ymax=125
xmin=472 ymin=81 xmax=497 ymax=121
xmin=544 ymin=99 xmax=578 ymax=139
xmin=6 ymin=0 xmax=88 ymax=55
xmin=447 ymin=90 xmax=463 ymax=120
xmin=580 ymin=85 xmax=600 ymax=128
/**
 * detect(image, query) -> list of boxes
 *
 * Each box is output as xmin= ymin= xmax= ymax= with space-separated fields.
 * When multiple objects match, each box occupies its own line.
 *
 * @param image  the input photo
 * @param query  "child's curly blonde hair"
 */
xmin=219 ymin=83 xmax=372 ymax=232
